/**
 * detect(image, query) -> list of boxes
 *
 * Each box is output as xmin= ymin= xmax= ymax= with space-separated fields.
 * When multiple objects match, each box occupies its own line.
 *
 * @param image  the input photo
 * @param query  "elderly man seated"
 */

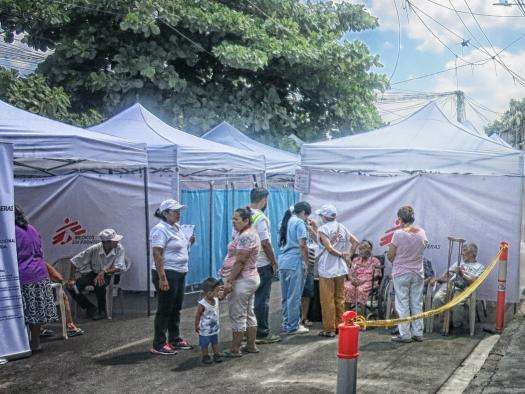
xmin=432 ymin=242 xmax=484 ymax=330
xmin=67 ymin=229 xmax=126 ymax=320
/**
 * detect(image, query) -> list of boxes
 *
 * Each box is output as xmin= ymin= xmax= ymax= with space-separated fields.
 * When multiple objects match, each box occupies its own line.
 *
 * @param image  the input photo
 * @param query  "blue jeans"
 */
xmin=280 ymin=265 xmax=305 ymax=333
xmin=254 ymin=265 xmax=274 ymax=337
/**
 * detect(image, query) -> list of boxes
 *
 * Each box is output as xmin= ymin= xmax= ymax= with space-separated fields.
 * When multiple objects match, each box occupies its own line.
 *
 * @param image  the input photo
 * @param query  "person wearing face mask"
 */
xmin=149 ymin=199 xmax=196 ymax=355
xmin=316 ymin=204 xmax=359 ymax=338
xmin=278 ymin=201 xmax=312 ymax=335
xmin=344 ymin=240 xmax=382 ymax=311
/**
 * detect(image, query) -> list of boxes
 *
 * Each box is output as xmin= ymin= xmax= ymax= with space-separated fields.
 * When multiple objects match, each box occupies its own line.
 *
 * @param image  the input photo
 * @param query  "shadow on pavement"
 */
xmin=96 ymin=352 xmax=152 ymax=366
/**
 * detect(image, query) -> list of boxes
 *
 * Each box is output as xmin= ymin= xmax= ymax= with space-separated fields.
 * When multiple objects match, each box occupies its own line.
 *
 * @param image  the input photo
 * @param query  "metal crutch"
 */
xmin=442 ymin=236 xmax=465 ymax=335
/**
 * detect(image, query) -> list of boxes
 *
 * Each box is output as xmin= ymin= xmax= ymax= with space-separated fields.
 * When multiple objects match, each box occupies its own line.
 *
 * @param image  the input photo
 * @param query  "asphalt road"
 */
xmin=0 ymin=284 xmax=486 ymax=394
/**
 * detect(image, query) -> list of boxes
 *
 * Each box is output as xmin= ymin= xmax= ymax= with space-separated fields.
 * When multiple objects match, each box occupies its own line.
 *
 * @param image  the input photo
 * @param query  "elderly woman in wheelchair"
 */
xmin=344 ymin=240 xmax=382 ymax=313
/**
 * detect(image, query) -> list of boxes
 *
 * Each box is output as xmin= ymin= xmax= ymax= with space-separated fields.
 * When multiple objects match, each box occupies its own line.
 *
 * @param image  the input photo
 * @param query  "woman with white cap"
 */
xmin=150 ymin=199 xmax=195 ymax=355
xmin=316 ymin=204 xmax=359 ymax=337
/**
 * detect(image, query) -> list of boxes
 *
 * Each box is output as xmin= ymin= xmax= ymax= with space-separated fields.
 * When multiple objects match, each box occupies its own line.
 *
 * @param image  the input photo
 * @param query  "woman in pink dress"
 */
xmin=344 ymin=240 xmax=381 ymax=309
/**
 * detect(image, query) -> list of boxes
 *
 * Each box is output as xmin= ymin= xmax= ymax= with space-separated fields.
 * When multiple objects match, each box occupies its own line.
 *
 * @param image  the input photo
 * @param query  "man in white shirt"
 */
xmin=67 ymin=229 xmax=126 ymax=320
xmin=432 ymin=242 xmax=484 ymax=329
xmin=250 ymin=187 xmax=281 ymax=344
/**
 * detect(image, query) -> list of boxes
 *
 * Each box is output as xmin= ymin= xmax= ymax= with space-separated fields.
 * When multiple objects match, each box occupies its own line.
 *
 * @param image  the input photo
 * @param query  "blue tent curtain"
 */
xmin=181 ymin=186 xmax=298 ymax=286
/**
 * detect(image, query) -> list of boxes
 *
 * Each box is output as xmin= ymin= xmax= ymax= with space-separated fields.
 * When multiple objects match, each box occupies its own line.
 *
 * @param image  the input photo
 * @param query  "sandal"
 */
xmin=318 ymin=331 xmax=336 ymax=338
xmin=223 ymin=350 xmax=242 ymax=358
xmin=240 ymin=346 xmax=260 ymax=354
xmin=67 ymin=328 xmax=84 ymax=338
xmin=302 ymin=319 xmax=314 ymax=327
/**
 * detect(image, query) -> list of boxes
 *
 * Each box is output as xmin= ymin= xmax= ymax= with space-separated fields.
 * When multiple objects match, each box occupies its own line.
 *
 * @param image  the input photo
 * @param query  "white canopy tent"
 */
xmin=0 ymin=99 xmax=147 ymax=175
xmin=301 ymin=102 xmax=524 ymax=302
xmin=90 ymin=104 xmax=266 ymax=178
xmin=202 ymin=121 xmax=300 ymax=176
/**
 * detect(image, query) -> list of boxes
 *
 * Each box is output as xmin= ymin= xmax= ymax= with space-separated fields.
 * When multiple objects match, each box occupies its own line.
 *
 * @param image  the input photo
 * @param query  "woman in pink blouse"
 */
xmin=344 ymin=240 xmax=381 ymax=310
xmin=220 ymin=207 xmax=261 ymax=357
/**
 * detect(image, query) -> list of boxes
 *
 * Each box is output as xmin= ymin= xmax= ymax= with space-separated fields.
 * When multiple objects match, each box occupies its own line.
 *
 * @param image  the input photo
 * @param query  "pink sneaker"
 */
xmin=150 ymin=344 xmax=178 ymax=355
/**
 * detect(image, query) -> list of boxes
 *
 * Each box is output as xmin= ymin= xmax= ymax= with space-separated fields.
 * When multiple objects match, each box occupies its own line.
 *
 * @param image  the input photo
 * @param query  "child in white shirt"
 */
xmin=195 ymin=277 xmax=223 ymax=364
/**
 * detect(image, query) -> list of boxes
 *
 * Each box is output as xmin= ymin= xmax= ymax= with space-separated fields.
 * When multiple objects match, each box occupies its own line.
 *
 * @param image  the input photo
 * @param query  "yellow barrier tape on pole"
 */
xmin=353 ymin=245 xmax=506 ymax=329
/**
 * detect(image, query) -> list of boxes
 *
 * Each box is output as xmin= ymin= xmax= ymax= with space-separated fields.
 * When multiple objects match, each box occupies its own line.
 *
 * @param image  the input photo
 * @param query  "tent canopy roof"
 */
xmin=90 ymin=104 xmax=265 ymax=175
xmin=301 ymin=102 xmax=523 ymax=176
xmin=202 ymin=121 xmax=299 ymax=175
xmin=0 ymin=99 xmax=147 ymax=175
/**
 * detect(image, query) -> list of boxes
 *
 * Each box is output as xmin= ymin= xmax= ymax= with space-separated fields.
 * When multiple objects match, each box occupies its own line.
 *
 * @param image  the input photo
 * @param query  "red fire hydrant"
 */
xmin=336 ymin=311 xmax=360 ymax=394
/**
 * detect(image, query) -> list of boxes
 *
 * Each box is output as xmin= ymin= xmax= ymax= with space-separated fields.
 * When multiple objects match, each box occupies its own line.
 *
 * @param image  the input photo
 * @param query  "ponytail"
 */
xmin=279 ymin=201 xmax=312 ymax=247
xmin=154 ymin=208 xmax=167 ymax=222
xmin=279 ymin=210 xmax=293 ymax=247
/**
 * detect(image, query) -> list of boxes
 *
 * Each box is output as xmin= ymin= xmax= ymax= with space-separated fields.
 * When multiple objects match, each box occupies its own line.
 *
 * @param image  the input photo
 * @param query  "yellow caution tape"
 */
xmin=353 ymin=245 xmax=506 ymax=329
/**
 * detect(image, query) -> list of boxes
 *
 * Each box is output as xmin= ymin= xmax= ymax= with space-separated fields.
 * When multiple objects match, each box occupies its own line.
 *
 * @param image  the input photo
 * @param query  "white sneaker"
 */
xmin=287 ymin=325 xmax=309 ymax=335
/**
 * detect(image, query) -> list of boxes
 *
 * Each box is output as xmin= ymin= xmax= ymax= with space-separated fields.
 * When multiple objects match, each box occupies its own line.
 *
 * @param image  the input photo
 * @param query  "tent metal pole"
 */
xmin=209 ymin=181 xmax=214 ymax=277
xmin=143 ymin=167 xmax=152 ymax=317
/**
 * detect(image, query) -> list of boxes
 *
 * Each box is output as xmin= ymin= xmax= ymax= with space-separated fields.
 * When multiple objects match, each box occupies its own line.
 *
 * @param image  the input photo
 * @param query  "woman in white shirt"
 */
xmin=316 ymin=204 xmax=358 ymax=337
xmin=149 ymin=199 xmax=195 ymax=355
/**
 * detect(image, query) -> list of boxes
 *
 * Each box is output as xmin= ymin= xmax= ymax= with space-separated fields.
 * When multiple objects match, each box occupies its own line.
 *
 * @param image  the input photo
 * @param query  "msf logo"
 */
xmin=52 ymin=218 xmax=87 ymax=245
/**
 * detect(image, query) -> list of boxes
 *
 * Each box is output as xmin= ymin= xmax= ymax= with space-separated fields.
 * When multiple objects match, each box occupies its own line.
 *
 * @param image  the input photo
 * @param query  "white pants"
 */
xmin=393 ymin=272 xmax=424 ymax=339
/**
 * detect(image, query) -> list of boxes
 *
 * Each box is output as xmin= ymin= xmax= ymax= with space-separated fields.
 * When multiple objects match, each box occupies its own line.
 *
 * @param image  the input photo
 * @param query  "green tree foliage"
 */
xmin=485 ymin=98 xmax=525 ymax=148
xmin=0 ymin=0 xmax=387 ymax=145
xmin=0 ymin=67 xmax=102 ymax=126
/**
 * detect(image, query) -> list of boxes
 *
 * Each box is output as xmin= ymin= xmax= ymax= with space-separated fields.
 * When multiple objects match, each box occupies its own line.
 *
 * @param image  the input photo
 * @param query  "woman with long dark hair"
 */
xmin=220 ymin=207 xmax=261 ymax=356
xmin=278 ymin=201 xmax=312 ymax=335
xmin=14 ymin=205 xmax=58 ymax=352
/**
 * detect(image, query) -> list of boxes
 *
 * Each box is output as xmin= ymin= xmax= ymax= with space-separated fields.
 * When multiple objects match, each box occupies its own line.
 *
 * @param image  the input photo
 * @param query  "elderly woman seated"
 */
xmin=344 ymin=240 xmax=382 ymax=310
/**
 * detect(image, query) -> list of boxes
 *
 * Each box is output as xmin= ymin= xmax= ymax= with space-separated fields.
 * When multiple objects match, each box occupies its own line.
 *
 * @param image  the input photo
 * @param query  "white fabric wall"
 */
xmin=304 ymin=170 xmax=522 ymax=302
xmin=14 ymin=174 xmax=174 ymax=292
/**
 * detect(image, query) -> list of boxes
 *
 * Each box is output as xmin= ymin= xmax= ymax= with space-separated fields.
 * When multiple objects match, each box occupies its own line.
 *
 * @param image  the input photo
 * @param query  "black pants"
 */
xmin=68 ymin=271 xmax=111 ymax=312
xmin=152 ymin=269 xmax=186 ymax=350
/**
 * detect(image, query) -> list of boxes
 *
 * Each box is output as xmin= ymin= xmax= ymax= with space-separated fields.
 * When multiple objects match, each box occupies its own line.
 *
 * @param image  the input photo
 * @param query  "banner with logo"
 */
xmin=0 ymin=142 xmax=31 ymax=359
xmin=304 ymin=170 xmax=522 ymax=302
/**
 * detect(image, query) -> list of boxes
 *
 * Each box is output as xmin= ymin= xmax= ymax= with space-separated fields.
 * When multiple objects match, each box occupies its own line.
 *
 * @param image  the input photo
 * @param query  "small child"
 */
xmin=195 ymin=277 xmax=223 ymax=364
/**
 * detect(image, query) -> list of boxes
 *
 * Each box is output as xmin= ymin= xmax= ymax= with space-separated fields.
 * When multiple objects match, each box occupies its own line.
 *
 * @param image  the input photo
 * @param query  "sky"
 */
xmin=343 ymin=0 xmax=525 ymax=130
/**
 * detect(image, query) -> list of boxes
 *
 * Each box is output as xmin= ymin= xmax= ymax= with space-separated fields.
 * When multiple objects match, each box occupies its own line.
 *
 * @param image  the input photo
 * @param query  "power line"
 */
xmin=391 ymin=59 xmax=489 ymax=85
xmin=388 ymin=0 xmax=402 ymax=84
xmin=423 ymin=0 xmax=525 ymax=18
xmin=462 ymin=0 xmax=525 ymax=86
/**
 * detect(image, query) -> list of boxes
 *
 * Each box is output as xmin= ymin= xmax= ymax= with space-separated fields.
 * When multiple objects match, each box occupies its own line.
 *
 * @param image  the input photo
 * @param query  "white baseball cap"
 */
xmin=99 ymin=228 xmax=123 ymax=242
xmin=159 ymin=199 xmax=186 ymax=212
xmin=316 ymin=204 xmax=337 ymax=218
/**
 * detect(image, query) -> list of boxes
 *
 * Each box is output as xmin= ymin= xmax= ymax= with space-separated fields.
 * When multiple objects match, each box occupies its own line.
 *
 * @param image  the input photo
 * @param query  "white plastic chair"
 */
xmin=49 ymin=282 xmax=67 ymax=339
xmin=106 ymin=257 xmax=132 ymax=319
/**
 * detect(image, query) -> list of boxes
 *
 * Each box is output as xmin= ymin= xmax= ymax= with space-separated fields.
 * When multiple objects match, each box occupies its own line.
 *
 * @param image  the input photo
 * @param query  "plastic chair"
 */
xmin=106 ymin=257 xmax=132 ymax=319
xmin=49 ymin=282 xmax=67 ymax=339
xmin=426 ymin=284 xmax=478 ymax=336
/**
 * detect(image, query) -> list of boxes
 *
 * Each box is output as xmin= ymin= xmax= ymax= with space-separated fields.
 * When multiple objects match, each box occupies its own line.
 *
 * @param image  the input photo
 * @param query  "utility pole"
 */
xmin=455 ymin=90 xmax=466 ymax=123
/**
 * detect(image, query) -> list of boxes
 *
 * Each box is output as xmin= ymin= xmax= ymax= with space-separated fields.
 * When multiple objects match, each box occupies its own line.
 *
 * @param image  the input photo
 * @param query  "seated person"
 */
xmin=423 ymin=257 xmax=435 ymax=294
xmin=344 ymin=240 xmax=381 ymax=310
xmin=67 ymin=229 xmax=126 ymax=320
xmin=432 ymin=242 xmax=484 ymax=329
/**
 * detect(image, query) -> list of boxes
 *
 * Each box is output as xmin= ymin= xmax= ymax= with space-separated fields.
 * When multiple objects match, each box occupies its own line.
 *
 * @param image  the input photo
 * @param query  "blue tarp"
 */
xmin=180 ymin=187 xmax=298 ymax=285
